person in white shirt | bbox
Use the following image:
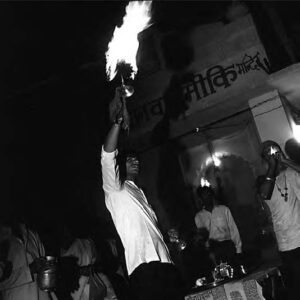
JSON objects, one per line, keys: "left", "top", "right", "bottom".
{"left": 101, "top": 88, "right": 184, "bottom": 300}
{"left": 259, "top": 140, "right": 300, "bottom": 300}
{"left": 0, "top": 220, "right": 54, "bottom": 300}
{"left": 60, "top": 232, "right": 116, "bottom": 300}
{"left": 194, "top": 186, "right": 242, "bottom": 266}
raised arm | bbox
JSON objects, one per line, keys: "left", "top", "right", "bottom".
{"left": 101, "top": 88, "right": 126, "bottom": 194}
{"left": 259, "top": 156, "right": 277, "bottom": 200}
{"left": 104, "top": 87, "right": 125, "bottom": 153}
{"left": 104, "top": 123, "right": 122, "bottom": 153}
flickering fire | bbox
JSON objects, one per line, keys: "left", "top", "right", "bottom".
{"left": 200, "top": 178, "right": 211, "bottom": 187}
{"left": 205, "top": 152, "right": 226, "bottom": 167}
{"left": 270, "top": 146, "right": 278, "bottom": 155}
{"left": 106, "top": 1, "right": 153, "bottom": 81}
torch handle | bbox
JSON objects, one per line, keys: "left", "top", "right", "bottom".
{"left": 118, "top": 93, "right": 130, "bottom": 133}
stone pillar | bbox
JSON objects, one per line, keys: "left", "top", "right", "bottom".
{"left": 248, "top": 89, "right": 293, "bottom": 151}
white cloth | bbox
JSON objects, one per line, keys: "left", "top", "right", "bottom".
{"left": 266, "top": 168, "right": 300, "bottom": 251}
{"left": 101, "top": 148, "right": 172, "bottom": 276}
{"left": 0, "top": 225, "right": 52, "bottom": 300}
{"left": 194, "top": 205, "right": 242, "bottom": 253}
{"left": 61, "top": 239, "right": 96, "bottom": 300}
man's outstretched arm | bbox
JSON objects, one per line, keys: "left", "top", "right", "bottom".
{"left": 101, "top": 88, "right": 126, "bottom": 194}
{"left": 259, "top": 157, "right": 277, "bottom": 200}
{"left": 104, "top": 123, "right": 122, "bottom": 153}
{"left": 104, "top": 88, "right": 124, "bottom": 153}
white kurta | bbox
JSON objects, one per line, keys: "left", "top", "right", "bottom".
{"left": 61, "top": 239, "right": 96, "bottom": 300}
{"left": 266, "top": 168, "right": 300, "bottom": 251}
{"left": 101, "top": 148, "right": 172, "bottom": 276}
{"left": 0, "top": 225, "right": 52, "bottom": 300}
{"left": 195, "top": 205, "right": 242, "bottom": 253}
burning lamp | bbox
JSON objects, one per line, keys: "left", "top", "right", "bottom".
{"left": 105, "top": 1, "right": 152, "bottom": 94}
{"left": 105, "top": 1, "right": 153, "bottom": 129}
{"left": 121, "top": 76, "right": 134, "bottom": 98}
{"left": 117, "top": 61, "right": 135, "bottom": 98}
{"left": 269, "top": 146, "right": 279, "bottom": 156}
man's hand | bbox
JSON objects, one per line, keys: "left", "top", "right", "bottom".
{"left": 267, "top": 155, "right": 278, "bottom": 169}
{"left": 109, "top": 87, "right": 130, "bottom": 130}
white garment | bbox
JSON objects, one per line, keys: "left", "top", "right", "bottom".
{"left": 194, "top": 205, "right": 242, "bottom": 253}
{"left": 266, "top": 168, "right": 300, "bottom": 251}
{"left": 61, "top": 239, "right": 96, "bottom": 300}
{"left": 101, "top": 148, "right": 172, "bottom": 276}
{"left": 0, "top": 225, "right": 52, "bottom": 300}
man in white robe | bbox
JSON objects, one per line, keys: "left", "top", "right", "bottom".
{"left": 0, "top": 222, "right": 54, "bottom": 300}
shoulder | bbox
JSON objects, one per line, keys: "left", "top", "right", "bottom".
{"left": 215, "top": 205, "right": 231, "bottom": 215}
{"left": 215, "top": 205, "right": 229, "bottom": 211}
{"left": 281, "top": 167, "right": 297, "bottom": 175}
{"left": 279, "top": 168, "right": 300, "bottom": 184}
{"left": 195, "top": 210, "right": 204, "bottom": 219}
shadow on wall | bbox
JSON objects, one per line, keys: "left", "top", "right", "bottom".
{"left": 160, "top": 31, "right": 194, "bottom": 72}
{"left": 155, "top": 140, "right": 195, "bottom": 234}
{"left": 206, "top": 155, "right": 261, "bottom": 254}
{"left": 151, "top": 73, "right": 195, "bottom": 233}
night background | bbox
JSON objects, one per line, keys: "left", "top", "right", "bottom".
{"left": 1, "top": 1, "right": 300, "bottom": 249}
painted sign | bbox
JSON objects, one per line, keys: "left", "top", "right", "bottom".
{"left": 128, "top": 15, "right": 270, "bottom": 141}
{"left": 130, "top": 48, "right": 269, "bottom": 131}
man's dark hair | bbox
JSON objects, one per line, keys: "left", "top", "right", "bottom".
{"left": 117, "top": 149, "right": 139, "bottom": 185}
{"left": 196, "top": 186, "right": 215, "bottom": 198}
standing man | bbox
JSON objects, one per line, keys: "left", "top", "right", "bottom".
{"left": 101, "top": 88, "right": 184, "bottom": 300}
{"left": 194, "top": 186, "right": 242, "bottom": 266}
{"left": 0, "top": 220, "right": 54, "bottom": 300}
{"left": 259, "top": 140, "right": 300, "bottom": 299}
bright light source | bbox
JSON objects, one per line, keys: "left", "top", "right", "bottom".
{"left": 270, "top": 146, "right": 278, "bottom": 155}
{"left": 292, "top": 123, "right": 300, "bottom": 143}
{"left": 105, "top": 1, "right": 153, "bottom": 81}
{"left": 200, "top": 177, "right": 211, "bottom": 187}
{"left": 212, "top": 155, "right": 221, "bottom": 167}
{"left": 205, "top": 152, "right": 226, "bottom": 167}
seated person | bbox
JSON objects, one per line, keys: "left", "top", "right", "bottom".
{"left": 194, "top": 186, "right": 242, "bottom": 267}
{"left": 58, "top": 225, "right": 117, "bottom": 300}
{"left": 0, "top": 218, "right": 53, "bottom": 300}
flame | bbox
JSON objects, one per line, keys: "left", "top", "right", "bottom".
{"left": 292, "top": 123, "right": 300, "bottom": 143}
{"left": 270, "top": 146, "right": 278, "bottom": 155}
{"left": 205, "top": 152, "right": 226, "bottom": 167}
{"left": 106, "top": 1, "right": 153, "bottom": 81}
{"left": 212, "top": 155, "right": 221, "bottom": 167}
{"left": 200, "top": 178, "right": 211, "bottom": 187}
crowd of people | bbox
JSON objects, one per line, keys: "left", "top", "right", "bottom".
{"left": 1, "top": 87, "right": 300, "bottom": 300}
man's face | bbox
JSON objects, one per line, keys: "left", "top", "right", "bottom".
{"left": 200, "top": 190, "right": 214, "bottom": 207}
{"left": 126, "top": 155, "right": 140, "bottom": 176}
